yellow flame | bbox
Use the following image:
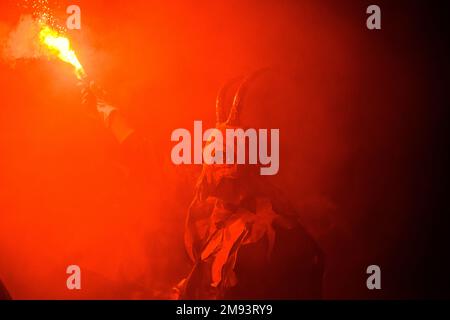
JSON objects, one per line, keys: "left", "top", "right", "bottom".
{"left": 39, "top": 25, "right": 85, "bottom": 79}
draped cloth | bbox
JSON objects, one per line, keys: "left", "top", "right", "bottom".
{"left": 178, "top": 154, "right": 324, "bottom": 299}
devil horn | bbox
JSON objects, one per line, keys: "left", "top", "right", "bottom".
{"left": 215, "top": 76, "right": 244, "bottom": 125}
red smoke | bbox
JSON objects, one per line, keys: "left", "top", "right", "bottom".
{"left": 0, "top": 0, "right": 434, "bottom": 299}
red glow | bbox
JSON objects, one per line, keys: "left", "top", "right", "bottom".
{"left": 0, "top": 0, "right": 434, "bottom": 299}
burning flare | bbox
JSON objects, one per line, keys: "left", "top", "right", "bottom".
{"left": 39, "top": 25, "right": 85, "bottom": 79}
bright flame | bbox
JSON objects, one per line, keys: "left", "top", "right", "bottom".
{"left": 39, "top": 25, "right": 85, "bottom": 79}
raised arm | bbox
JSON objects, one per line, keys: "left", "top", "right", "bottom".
{"left": 80, "top": 80, "right": 134, "bottom": 144}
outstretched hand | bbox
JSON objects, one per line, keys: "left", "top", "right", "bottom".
{"left": 78, "top": 80, "right": 117, "bottom": 127}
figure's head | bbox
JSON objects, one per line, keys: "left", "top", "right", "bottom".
{"left": 196, "top": 70, "right": 269, "bottom": 203}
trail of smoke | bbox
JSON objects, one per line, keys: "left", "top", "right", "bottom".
{"left": 2, "top": 15, "right": 44, "bottom": 62}
{"left": 2, "top": 0, "right": 65, "bottom": 62}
